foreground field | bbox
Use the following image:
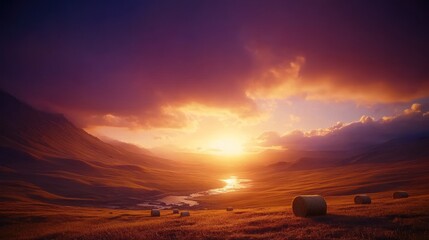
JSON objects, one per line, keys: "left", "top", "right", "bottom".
{"left": 1, "top": 193, "right": 428, "bottom": 240}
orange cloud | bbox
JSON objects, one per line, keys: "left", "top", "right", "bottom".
{"left": 246, "top": 56, "right": 305, "bottom": 99}
{"left": 246, "top": 53, "right": 429, "bottom": 103}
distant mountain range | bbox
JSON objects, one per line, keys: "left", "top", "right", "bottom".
{"left": 265, "top": 135, "right": 429, "bottom": 171}
{"left": 344, "top": 136, "right": 429, "bottom": 164}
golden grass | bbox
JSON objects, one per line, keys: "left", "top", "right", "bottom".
{"left": 190, "top": 160, "right": 429, "bottom": 211}
{"left": 1, "top": 193, "right": 428, "bottom": 240}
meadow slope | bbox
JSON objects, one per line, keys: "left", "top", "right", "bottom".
{"left": 1, "top": 193, "right": 428, "bottom": 240}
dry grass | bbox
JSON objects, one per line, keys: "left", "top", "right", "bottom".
{"left": 1, "top": 160, "right": 429, "bottom": 240}
{"left": 1, "top": 193, "right": 428, "bottom": 240}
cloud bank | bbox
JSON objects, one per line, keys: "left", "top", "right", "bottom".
{"left": 257, "top": 104, "right": 429, "bottom": 151}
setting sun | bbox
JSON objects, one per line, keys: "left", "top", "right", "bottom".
{"left": 209, "top": 137, "right": 245, "bottom": 156}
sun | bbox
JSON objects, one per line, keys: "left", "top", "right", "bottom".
{"left": 209, "top": 136, "right": 245, "bottom": 156}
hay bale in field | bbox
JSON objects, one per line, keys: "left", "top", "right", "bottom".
{"left": 393, "top": 191, "right": 409, "bottom": 199}
{"left": 226, "top": 207, "right": 233, "bottom": 211}
{"left": 354, "top": 194, "right": 371, "bottom": 204}
{"left": 172, "top": 209, "right": 179, "bottom": 214}
{"left": 292, "top": 195, "right": 327, "bottom": 217}
{"left": 180, "top": 211, "right": 190, "bottom": 217}
{"left": 150, "top": 209, "right": 160, "bottom": 217}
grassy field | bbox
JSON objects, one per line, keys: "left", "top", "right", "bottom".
{"left": 1, "top": 193, "right": 428, "bottom": 240}
{"left": 2, "top": 160, "right": 429, "bottom": 240}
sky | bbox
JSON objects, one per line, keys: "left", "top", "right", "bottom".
{"left": 1, "top": 0, "right": 429, "bottom": 155}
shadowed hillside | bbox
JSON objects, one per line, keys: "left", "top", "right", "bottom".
{"left": 0, "top": 90, "right": 161, "bottom": 166}
{"left": 0, "top": 91, "right": 222, "bottom": 207}
{"left": 345, "top": 136, "right": 429, "bottom": 164}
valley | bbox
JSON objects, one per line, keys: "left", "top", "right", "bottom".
{"left": 1, "top": 91, "right": 429, "bottom": 240}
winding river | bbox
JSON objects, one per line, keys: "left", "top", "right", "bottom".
{"left": 137, "top": 176, "right": 251, "bottom": 209}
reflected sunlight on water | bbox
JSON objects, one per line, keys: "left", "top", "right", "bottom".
{"left": 137, "top": 176, "right": 251, "bottom": 208}
{"left": 207, "top": 176, "right": 251, "bottom": 194}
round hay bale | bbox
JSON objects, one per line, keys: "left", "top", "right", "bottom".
{"left": 180, "top": 211, "right": 190, "bottom": 217}
{"left": 292, "top": 195, "right": 327, "bottom": 217}
{"left": 354, "top": 194, "right": 371, "bottom": 204}
{"left": 172, "top": 209, "right": 179, "bottom": 214}
{"left": 226, "top": 207, "right": 233, "bottom": 211}
{"left": 393, "top": 191, "right": 409, "bottom": 199}
{"left": 150, "top": 209, "right": 160, "bottom": 217}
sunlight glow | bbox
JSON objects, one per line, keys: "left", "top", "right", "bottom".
{"left": 222, "top": 176, "right": 239, "bottom": 189}
{"left": 209, "top": 136, "right": 245, "bottom": 156}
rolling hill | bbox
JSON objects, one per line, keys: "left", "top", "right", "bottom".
{"left": 197, "top": 135, "right": 429, "bottom": 209}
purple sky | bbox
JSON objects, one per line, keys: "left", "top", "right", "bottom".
{"left": 1, "top": 1, "right": 429, "bottom": 153}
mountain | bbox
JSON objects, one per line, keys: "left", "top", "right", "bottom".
{"left": 102, "top": 138, "right": 153, "bottom": 156}
{"left": 344, "top": 136, "right": 429, "bottom": 164}
{"left": 266, "top": 136, "right": 429, "bottom": 171}
{"left": 0, "top": 91, "right": 218, "bottom": 207}
{"left": 0, "top": 90, "right": 161, "bottom": 166}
